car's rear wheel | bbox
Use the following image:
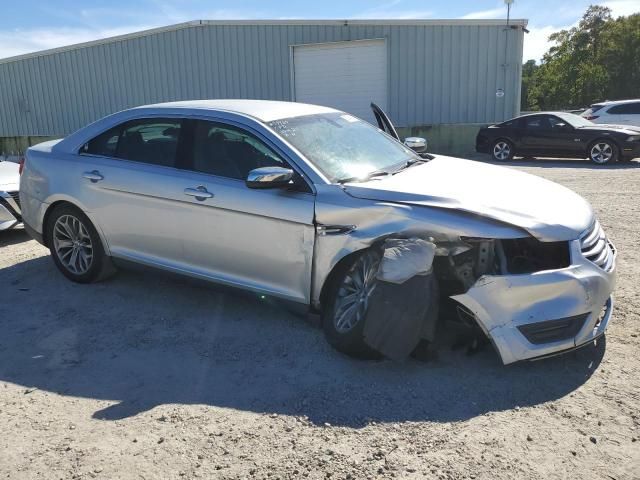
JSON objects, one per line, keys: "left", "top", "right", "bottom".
{"left": 492, "top": 140, "right": 514, "bottom": 161}
{"left": 322, "top": 250, "right": 382, "bottom": 359}
{"left": 589, "top": 140, "right": 618, "bottom": 164}
{"left": 46, "top": 204, "right": 115, "bottom": 283}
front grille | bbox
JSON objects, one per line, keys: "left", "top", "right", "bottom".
{"left": 580, "top": 220, "right": 614, "bottom": 271}
{"left": 518, "top": 314, "right": 589, "bottom": 345}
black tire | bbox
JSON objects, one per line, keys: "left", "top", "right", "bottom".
{"left": 588, "top": 139, "right": 618, "bottom": 165}
{"left": 491, "top": 139, "right": 514, "bottom": 161}
{"left": 322, "top": 250, "right": 382, "bottom": 359}
{"left": 45, "top": 203, "right": 116, "bottom": 283}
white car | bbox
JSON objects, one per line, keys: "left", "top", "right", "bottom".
{"left": 0, "top": 160, "right": 22, "bottom": 231}
{"left": 582, "top": 99, "right": 640, "bottom": 127}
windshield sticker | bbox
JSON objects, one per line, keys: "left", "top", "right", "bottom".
{"left": 340, "top": 114, "right": 360, "bottom": 123}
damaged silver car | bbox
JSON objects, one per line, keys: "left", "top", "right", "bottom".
{"left": 20, "top": 100, "right": 616, "bottom": 364}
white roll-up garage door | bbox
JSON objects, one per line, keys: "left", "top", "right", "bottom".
{"left": 292, "top": 39, "right": 387, "bottom": 124}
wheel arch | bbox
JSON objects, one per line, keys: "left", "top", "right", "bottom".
{"left": 42, "top": 200, "right": 111, "bottom": 255}
{"left": 317, "top": 243, "right": 386, "bottom": 315}
{"left": 587, "top": 136, "right": 621, "bottom": 152}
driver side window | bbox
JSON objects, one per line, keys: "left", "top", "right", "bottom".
{"left": 189, "top": 120, "right": 285, "bottom": 180}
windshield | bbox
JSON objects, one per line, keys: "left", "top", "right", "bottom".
{"left": 268, "top": 112, "right": 415, "bottom": 182}
{"left": 555, "top": 112, "right": 595, "bottom": 127}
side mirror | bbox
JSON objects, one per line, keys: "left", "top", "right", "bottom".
{"left": 246, "top": 166, "right": 294, "bottom": 189}
{"left": 557, "top": 122, "right": 571, "bottom": 130}
{"left": 404, "top": 137, "right": 427, "bottom": 153}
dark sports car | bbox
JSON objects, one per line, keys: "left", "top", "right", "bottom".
{"left": 476, "top": 112, "right": 640, "bottom": 164}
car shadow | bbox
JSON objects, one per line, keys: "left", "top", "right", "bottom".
{"left": 0, "top": 256, "right": 606, "bottom": 427}
{"left": 468, "top": 154, "right": 640, "bottom": 169}
{"left": 0, "top": 228, "right": 31, "bottom": 248}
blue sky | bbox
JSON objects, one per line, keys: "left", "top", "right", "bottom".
{"left": 1, "top": 0, "right": 638, "bottom": 61}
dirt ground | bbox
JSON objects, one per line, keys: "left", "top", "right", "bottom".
{"left": 1, "top": 158, "right": 639, "bottom": 480}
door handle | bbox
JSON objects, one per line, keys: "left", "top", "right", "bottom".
{"left": 184, "top": 186, "right": 214, "bottom": 201}
{"left": 83, "top": 170, "right": 103, "bottom": 183}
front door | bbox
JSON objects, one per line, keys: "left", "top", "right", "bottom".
{"left": 175, "top": 119, "right": 316, "bottom": 303}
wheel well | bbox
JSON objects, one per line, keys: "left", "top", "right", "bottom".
{"left": 41, "top": 200, "right": 83, "bottom": 247}
{"left": 493, "top": 137, "right": 514, "bottom": 147}
{"left": 317, "top": 245, "right": 384, "bottom": 314}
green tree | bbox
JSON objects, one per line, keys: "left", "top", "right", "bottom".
{"left": 522, "top": 5, "right": 640, "bottom": 110}
{"left": 520, "top": 59, "right": 539, "bottom": 111}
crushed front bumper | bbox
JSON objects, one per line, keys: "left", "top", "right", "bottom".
{"left": 452, "top": 239, "right": 616, "bottom": 364}
{"left": 0, "top": 191, "right": 21, "bottom": 230}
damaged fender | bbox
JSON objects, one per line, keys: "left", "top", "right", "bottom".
{"left": 311, "top": 184, "right": 527, "bottom": 309}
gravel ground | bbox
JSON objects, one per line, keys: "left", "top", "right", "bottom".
{"left": 1, "top": 158, "right": 639, "bottom": 480}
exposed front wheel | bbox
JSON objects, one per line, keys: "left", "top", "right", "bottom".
{"left": 589, "top": 140, "right": 618, "bottom": 164}
{"left": 322, "top": 250, "right": 381, "bottom": 358}
{"left": 46, "top": 204, "right": 116, "bottom": 283}
{"left": 492, "top": 140, "right": 514, "bottom": 161}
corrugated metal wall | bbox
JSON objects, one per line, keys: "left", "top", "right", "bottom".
{"left": 0, "top": 21, "right": 525, "bottom": 137}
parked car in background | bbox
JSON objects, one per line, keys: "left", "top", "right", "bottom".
{"left": 20, "top": 100, "right": 615, "bottom": 364}
{"left": 0, "top": 160, "right": 22, "bottom": 231}
{"left": 582, "top": 99, "right": 640, "bottom": 127}
{"left": 476, "top": 112, "right": 640, "bottom": 164}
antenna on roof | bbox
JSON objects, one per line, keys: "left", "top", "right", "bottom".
{"left": 504, "top": 0, "right": 514, "bottom": 26}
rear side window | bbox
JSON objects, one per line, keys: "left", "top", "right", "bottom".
{"left": 607, "top": 103, "right": 640, "bottom": 115}
{"left": 83, "top": 127, "right": 120, "bottom": 157}
{"left": 524, "top": 116, "right": 550, "bottom": 129}
{"left": 81, "top": 118, "right": 182, "bottom": 168}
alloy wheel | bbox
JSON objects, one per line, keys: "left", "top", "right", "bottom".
{"left": 590, "top": 142, "right": 613, "bottom": 164}
{"left": 53, "top": 214, "right": 94, "bottom": 275}
{"left": 333, "top": 251, "right": 380, "bottom": 333}
{"left": 493, "top": 141, "right": 511, "bottom": 160}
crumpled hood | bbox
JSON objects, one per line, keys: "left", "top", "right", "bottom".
{"left": 0, "top": 161, "right": 20, "bottom": 191}
{"left": 343, "top": 156, "right": 594, "bottom": 241}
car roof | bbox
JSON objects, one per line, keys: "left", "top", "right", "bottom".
{"left": 136, "top": 99, "right": 340, "bottom": 122}
{"left": 499, "top": 112, "right": 569, "bottom": 122}
{"left": 592, "top": 99, "right": 640, "bottom": 107}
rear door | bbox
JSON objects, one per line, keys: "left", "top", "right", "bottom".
{"left": 78, "top": 117, "right": 192, "bottom": 266}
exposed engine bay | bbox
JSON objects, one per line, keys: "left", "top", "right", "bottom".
{"left": 435, "top": 237, "right": 571, "bottom": 295}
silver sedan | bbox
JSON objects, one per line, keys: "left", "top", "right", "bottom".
{"left": 19, "top": 100, "right": 616, "bottom": 364}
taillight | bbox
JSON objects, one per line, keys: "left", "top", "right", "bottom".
{"left": 584, "top": 115, "right": 599, "bottom": 120}
{"left": 18, "top": 156, "right": 25, "bottom": 175}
